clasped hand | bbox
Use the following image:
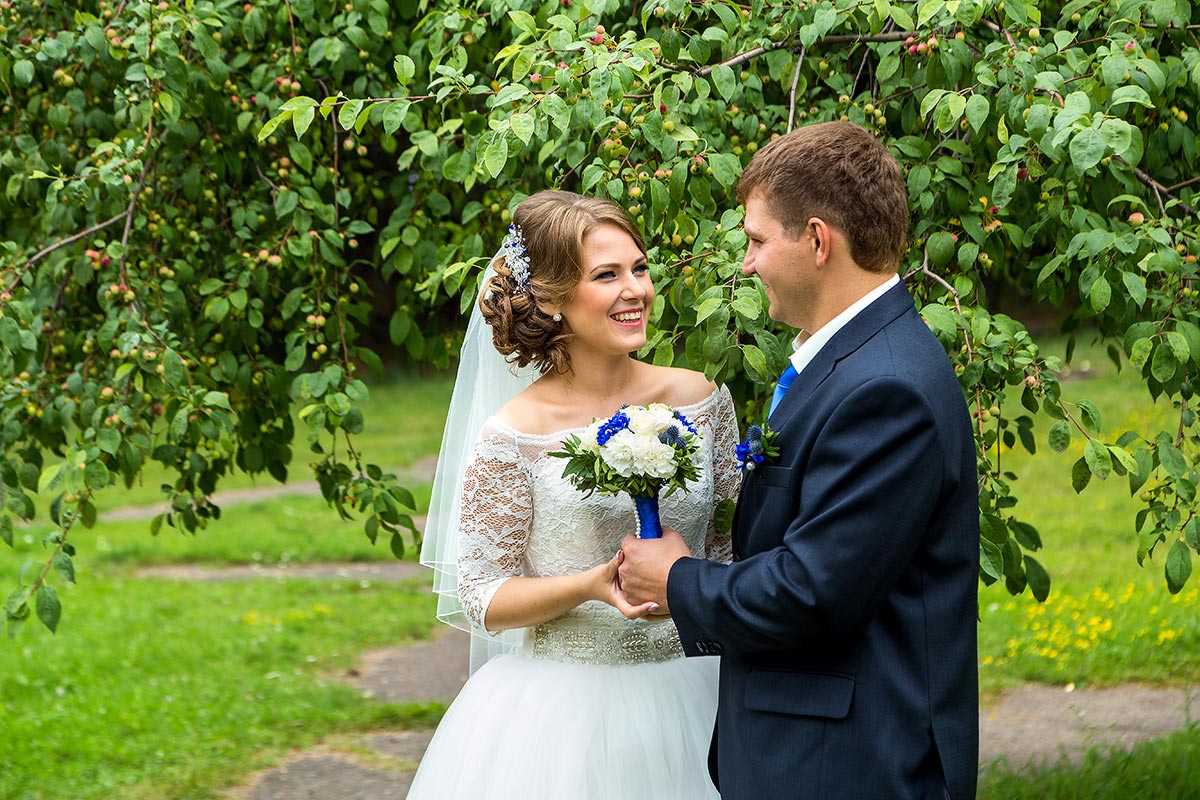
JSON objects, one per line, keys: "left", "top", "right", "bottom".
{"left": 598, "top": 527, "right": 692, "bottom": 620}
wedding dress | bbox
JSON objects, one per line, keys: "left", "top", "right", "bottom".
{"left": 406, "top": 386, "right": 739, "bottom": 799}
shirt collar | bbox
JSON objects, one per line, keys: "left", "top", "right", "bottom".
{"left": 788, "top": 274, "right": 900, "bottom": 376}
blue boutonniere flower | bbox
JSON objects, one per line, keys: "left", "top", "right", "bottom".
{"left": 736, "top": 423, "right": 780, "bottom": 473}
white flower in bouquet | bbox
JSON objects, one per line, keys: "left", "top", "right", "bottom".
{"left": 578, "top": 420, "right": 603, "bottom": 455}
{"left": 599, "top": 428, "right": 639, "bottom": 477}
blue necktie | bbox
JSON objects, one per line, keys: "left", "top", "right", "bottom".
{"left": 769, "top": 363, "right": 799, "bottom": 416}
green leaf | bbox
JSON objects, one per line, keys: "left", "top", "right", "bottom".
{"left": 1121, "top": 271, "right": 1147, "bottom": 307}
{"left": 53, "top": 552, "right": 75, "bottom": 584}
{"left": 714, "top": 498, "right": 736, "bottom": 536}
{"left": 1167, "top": 331, "right": 1190, "bottom": 364}
{"left": 1069, "top": 127, "right": 1107, "bottom": 172}
{"left": 97, "top": 428, "right": 121, "bottom": 455}
{"left": 38, "top": 464, "right": 64, "bottom": 493}
{"left": 1129, "top": 337, "right": 1153, "bottom": 368}
{"left": 510, "top": 112, "right": 535, "bottom": 145}
{"left": 1024, "top": 556, "right": 1050, "bottom": 602}
{"left": 1166, "top": 539, "right": 1192, "bottom": 594}
{"left": 1109, "top": 85, "right": 1154, "bottom": 109}
{"left": 979, "top": 539, "right": 1004, "bottom": 581}
{"left": 84, "top": 460, "right": 110, "bottom": 491}
{"left": 695, "top": 297, "right": 725, "bottom": 324}
{"left": 293, "top": 105, "right": 316, "bottom": 137}
{"left": 162, "top": 350, "right": 184, "bottom": 388}
{"left": 1159, "top": 443, "right": 1188, "bottom": 477}
{"left": 1071, "top": 456, "right": 1092, "bottom": 493}
{"left": 1152, "top": 343, "right": 1178, "bottom": 383}
{"left": 338, "top": 99, "right": 364, "bottom": 131}
{"left": 1089, "top": 277, "right": 1111, "bottom": 313}
{"left": 14, "top": 60, "right": 34, "bottom": 85}
{"left": 1084, "top": 439, "right": 1112, "bottom": 480}
{"left": 203, "top": 391, "right": 232, "bottom": 410}
{"left": 964, "top": 94, "right": 989, "bottom": 132}
{"left": 707, "top": 153, "right": 742, "bottom": 188}
{"left": 393, "top": 55, "right": 416, "bottom": 84}
{"left": 710, "top": 65, "right": 737, "bottom": 102}
{"left": 889, "top": 3, "right": 914, "bottom": 28}
{"left": 483, "top": 135, "right": 508, "bottom": 178}
{"left": 36, "top": 585, "right": 61, "bottom": 633}
{"left": 390, "top": 530, "right": 406, "bottom": 559}
{"left": 742, "top": 345, "right": 769, "bottom": 382}
{"left": 382, "top": 100, "right": 412, "bottom": 135}
{"left": 1048, "top": 419, "right": 1071, "bottom": 453}
{"left": 0, "top": 516, "right": 11, "bottom": 548}
{"left": 205, "top": 296, "right": 230, "bottom": 323}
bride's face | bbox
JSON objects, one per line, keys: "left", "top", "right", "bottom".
{"left": 557, "top": 224, "right": 653, "bottom": 358}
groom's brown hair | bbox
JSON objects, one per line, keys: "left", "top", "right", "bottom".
{"left": 738, "top": 121, "right": 909, "bottom": 273}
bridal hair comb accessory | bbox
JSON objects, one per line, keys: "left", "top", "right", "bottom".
{"left": 500, "top": 223, "right": 531, "bottom": 293}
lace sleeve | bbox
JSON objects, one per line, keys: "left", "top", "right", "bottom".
{"left": 705, "top": 385, "right": 740, "bottom": 564}
{"left": 456, "top": 422, "right": 533, "bottom": 633}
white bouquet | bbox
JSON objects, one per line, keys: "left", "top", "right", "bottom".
{"left": 550, "top": 404, "right": 702, "bottom": 538}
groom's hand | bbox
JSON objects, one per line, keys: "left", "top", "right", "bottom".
{"left": 618, "top": 527, "right": 691, "bottom": 611}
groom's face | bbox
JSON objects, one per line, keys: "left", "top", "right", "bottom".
{"left": 741, "top": 193, "right": 813, "bottom": 329}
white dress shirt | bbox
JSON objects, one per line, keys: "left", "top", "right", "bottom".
{"left": 788, "top": 275, "right": 900, "bottom": 377}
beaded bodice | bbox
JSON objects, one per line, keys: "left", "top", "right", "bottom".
{"left": 456, "top": 386, "right": 740, "bottom": 666}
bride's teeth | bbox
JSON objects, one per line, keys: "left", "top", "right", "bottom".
{"left": 611, "top": 311, "right": 641, "bottom": 322}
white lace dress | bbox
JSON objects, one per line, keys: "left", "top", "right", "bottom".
{"left": 406, "top": 386, "right": 740, "bottom": 799}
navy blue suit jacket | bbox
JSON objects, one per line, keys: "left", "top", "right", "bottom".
{"left": 669, "top": 282, "right": 978, "bottom": 799}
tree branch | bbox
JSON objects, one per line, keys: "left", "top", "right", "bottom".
{"left": 786, "top": 45, "right": 806, "bottom": 132}
{"left": 1121, "top": 158, "right": 1199, "bottom": 218}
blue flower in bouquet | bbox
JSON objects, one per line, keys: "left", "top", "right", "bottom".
{"left": 596, "top": 411, "right": 631, "bottom": 446}
{"left": 736, "top": 423, "right": 780, "bottom": 473}
{"left": 674, "top": 410, "right": 698, "bottom": 436}
{"left": 658, "top": 425, "right": 687, "bottom": 450}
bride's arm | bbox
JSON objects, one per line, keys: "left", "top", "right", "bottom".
{"left": 483, "top": 559, "right": 644, "bottom": 631}
{"left": 456, "top": 430, "right": 654, "bottom": 634}
{"left": 704, "top": 386, "right": 740, "bottom": 564}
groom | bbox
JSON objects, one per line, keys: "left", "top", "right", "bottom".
{"left": 619, "top": 121, "right": 978, "bottom": 799}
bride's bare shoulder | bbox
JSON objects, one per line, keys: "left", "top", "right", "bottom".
{"left": 490, "top": 384, "right": 549, "bottom": 433}
{"left": 643, "top": 364, "right": 717, "bottom": 407}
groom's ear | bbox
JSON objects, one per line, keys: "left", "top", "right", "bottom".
{"left": 808, "top": 217, "right": 834, "bottom": 267}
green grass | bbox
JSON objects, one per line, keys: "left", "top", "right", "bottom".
{"left": 979, "top": 726, "right": 1200, "bottom": 799}
{"left": 0, "top": 573, "right": 442, "bottom": 800}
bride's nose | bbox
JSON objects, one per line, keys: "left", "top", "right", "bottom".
{"left": 619, "top": 271, "right": 647, "bottom": 300}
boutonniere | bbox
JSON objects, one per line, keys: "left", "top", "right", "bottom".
{"left": 736, "top": 423, "right": 780, "bottom": 473}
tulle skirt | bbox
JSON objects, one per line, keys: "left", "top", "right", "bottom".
{"left": 406, "top": 652, "right": 720, "bottom": 799}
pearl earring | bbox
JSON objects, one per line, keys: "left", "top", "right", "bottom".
{"left": 552, "top": 312, "right": 562, "bottom": 322}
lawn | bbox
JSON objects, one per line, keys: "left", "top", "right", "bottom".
{"left": 4, "top": 354, "right": 1200, "bottom": 799}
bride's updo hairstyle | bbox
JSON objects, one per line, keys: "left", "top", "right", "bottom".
{"left": 480, "top": 190, "right": 646, "bottom": 374}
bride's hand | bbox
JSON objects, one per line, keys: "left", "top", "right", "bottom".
{"left": 590, "top": 551, "right": 661, "bottom": 620}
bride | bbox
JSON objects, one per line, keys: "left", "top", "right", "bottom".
{"left": 411, "top": 190, "right": 739, "bottom": 798}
